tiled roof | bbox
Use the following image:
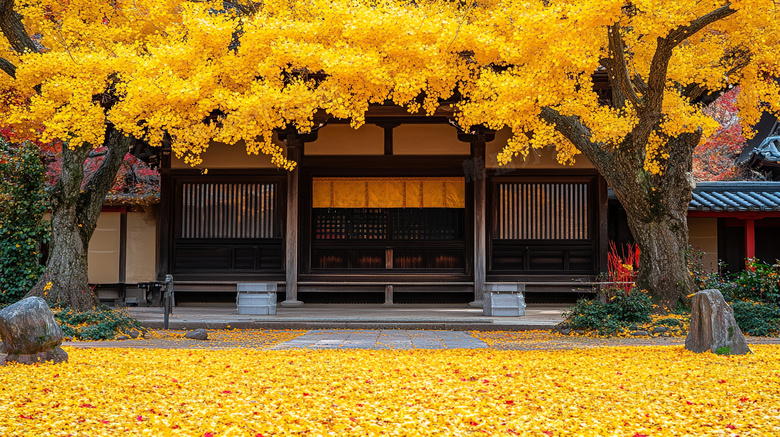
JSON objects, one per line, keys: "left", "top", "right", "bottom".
{"left": 609, "top": 182, "right": 780, "bottom": 212}
{"left": 690, "top": 182, "right": 780, "bottom": 212}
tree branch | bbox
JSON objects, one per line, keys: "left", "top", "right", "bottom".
{"left": 646, "top": 4, "right": 737, "bottom": 113}
{"left": 539, "top": 107, "right": 614, "bottom": 174}
{"left": 0, "top": 55, "right": 15, "bottom": 78}
{"left": 0, "top": 0, "right": 40, "bottom": 55}
{"left": 606, "top": 23, "right": 644, "bottom": 111}
{"left": 683, "top": 46, "right": 752, "bottom": 104}
{"left": 78, "top": 125, "right": 131, "bottom": 235}
{"left": 190, "top": 0, "right": 260, "bottom": 15}
{"left": 666, "top": 4, "right": 737, "bottom": 47}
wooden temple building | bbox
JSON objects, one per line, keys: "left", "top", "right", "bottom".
{"left": 86, "top": 106, "right": 780, "bottom": 307}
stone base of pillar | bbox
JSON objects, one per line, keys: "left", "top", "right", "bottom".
{"left": 280, "top": 300, "right": 304, "bottom": 308}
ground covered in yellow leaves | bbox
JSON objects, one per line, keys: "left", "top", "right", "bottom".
{"left": 2, "top": 346, "right": 779, "bottom": 436}
{"left": 141, "top": 329, "right": 306, "bottom": 349}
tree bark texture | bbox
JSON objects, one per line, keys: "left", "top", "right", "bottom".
{"left": 609, "top": 134, "right": 699, "bottom": 311}
{"left": 26, "top": 126, "right": 130, "bottom": 311}
{"left": 0, "top": 0, "right": 38, "bottom": 55}
{"left": 541, "top": 114, "right": 699, "bottom": 312}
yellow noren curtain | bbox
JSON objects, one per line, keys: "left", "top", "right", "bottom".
{"left": 312, "top": 177, "right": 465, "bottom": 208}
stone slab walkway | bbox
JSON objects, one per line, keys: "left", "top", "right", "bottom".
{"left": 126, "top": 304, "right": 567, "bottom": 331}
{"left": 270, "top": 329, "right": 488, "bottom": 350}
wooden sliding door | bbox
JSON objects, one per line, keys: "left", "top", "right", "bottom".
{"left": 171, "top": 175, "right": 285, "bottom": 279}
{"left": 490, "top": 176, "right": 598, "bottom": 275}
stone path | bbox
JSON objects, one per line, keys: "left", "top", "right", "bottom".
{"left": 126, "top": 304, "right": 567, "bottom": 330}
{"left": 270, "top": 330, "right": 488, "bottom": 350}
{"left": 51, "top": 329, "right": 780, "bottom": 351}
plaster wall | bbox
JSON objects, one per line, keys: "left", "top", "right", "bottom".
{"left": 126, "top": 210, "right": 157, "bottom": 283}
{"left": 392, "top": 124, "right": 469, "bottom": 155}
{"left": 304, "top": 124, "right": 384, "bottom": 155}
{"left": 88, "top": 212, "right": 120, "bottom": 284}
{"left": 486, "top": 128, "right": 595, "bottom": 169}
{"left": 688, "top": 217, "right": 719, "bottom": 273}
{"left": 171, "top": 139, "right": 286, "bottom": 169}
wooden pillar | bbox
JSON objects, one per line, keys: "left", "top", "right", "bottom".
{"left": 281, "top": 136, "right": 304, "bottom": 307}
{"left": 384, "top": 285, "right": 393, "bottom": 305}
{"left": 745, "top": 219, "right": 756, "bottom": 261}
{"left": 458, "top": 127, "right": 493, "bottom": 307}
{"left": 118, "top": 209, "right": 127, "bottom": 301}
{"left": 458, "top": 128, "right": 492, "bottom": 307}
{"left": 472, "top": 142, "right": 487, "bottom": 307}
{"left": 598, "top": 176, "right": 609, "bottom": 274}
{"left": 157, "top": 135, "right": 173, "bottom": 281}
{"left": 377, "top": 122, "right": 399, "bottom": 156}
{"left": 277, "top": 126, "right": 320, "bottom": 307}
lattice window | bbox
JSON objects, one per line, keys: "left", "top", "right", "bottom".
{"left": 180, "top": 183, "right": 276, "bottom": 238}
{"left": 496, "top": 183, "right": 589, "bottom": 240}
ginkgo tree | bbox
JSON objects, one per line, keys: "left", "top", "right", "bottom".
{"left": 1, "top": 0, "right": 778, "bottom": 311}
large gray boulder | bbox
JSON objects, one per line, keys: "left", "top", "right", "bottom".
{"left": 0, "top": 297, "right": 68, "bottom": 364}
{"left": 685, "top": 289, "right": 751, "bottom": 355}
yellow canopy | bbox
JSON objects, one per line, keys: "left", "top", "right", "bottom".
{"left": 312, "top": 177, "right": 465, "bottom": 208}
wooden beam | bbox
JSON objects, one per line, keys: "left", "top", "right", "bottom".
{"left": 312, "top": 106, "right": 457, "bottom": 121}
{"left": 301, "top": 155, "right": 469, "bottom": 171}
{"left": 118, "top": 210, "right": 127, "bottom": 302}
{"left": 100, "top": 206, "right": 127, "bottom": 213}
{"left": 281, "top": 136, "right": 304, "bottom": 307}
{"left": 375, "top": 122, "right": 399, "bottom": 155}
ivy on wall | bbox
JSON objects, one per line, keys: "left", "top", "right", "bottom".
{"left": 0, "top": 139, "right": 50, "bottom": 304}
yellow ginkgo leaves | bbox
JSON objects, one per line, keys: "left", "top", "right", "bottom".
{"left": 1, "top": 345, "right": 780, "bottom": 436}
{"left": 2, "top": 0, "right": 779, "bottom": 170}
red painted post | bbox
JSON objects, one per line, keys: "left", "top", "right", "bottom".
{"left": 745, "top": 219, "right": 756, "bottom": 260}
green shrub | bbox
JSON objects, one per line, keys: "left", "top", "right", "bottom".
{"left": 563, "top": 289, "right": 653, "bottom": 335}
{"left": 608, "top": 291, "right": 653, "bottom": 324}
{"left": 0, "top": 140, "right": 50, "bottom": 304}
{"left": 563, "top": 299, "right": 612, "bottom": 332}
{"left": 730, "top": 301, "right": 780, "bottom": 337}
{"left": 719, "top": 260, "right": 780, "bottom": 305}
{"left": 55, "top": 307, "right": 146, "bottom": 340}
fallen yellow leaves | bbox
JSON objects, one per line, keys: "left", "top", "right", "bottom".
{"left": 2, "top": 345, "right": 780, "bottom": 436}
{"left": 141, "top": 329, "right": 306, "bottom": 349}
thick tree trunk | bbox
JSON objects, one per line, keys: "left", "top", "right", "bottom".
{"left": 622, "top": 200, "right": 696, "bottom": 311}
{"left": 26, "top": 195, "right": 96, "bottom": 311}
{"left": 607, "top": 134, "right": 699, "bottom": 312}
{"left": 26, "top": 126, "right": 130, "bottom": 311}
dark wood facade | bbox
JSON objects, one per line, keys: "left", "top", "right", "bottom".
{"left": 158, "top": 118, "right": 609, "bottom": 303}
{"left": 161, "top": 171, "right": 287, "bottom": 283}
